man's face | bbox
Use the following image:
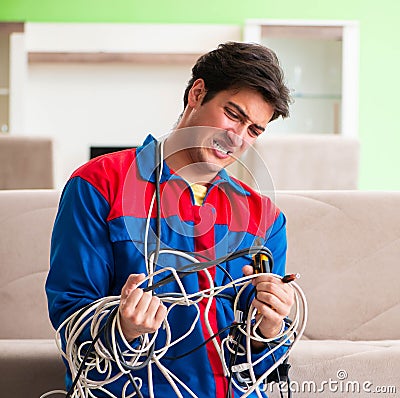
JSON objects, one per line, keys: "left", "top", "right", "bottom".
{"left": 172, "top": 79, "right": 275, "bottom": 175}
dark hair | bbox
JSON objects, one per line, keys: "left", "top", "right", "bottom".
{"left": 183, "top": 41, "right": 291, "bottom": 121}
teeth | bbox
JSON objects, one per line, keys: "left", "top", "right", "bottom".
{"left": 213, "top": 140, "right": 229, "bottom": 155}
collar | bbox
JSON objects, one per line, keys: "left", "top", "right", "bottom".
{"left": 136, "top": 134, "right": 250, "bottom": 196}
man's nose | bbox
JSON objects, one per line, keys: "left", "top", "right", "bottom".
{"left": 226, "top": 127, "right": 245, "bottom": 147}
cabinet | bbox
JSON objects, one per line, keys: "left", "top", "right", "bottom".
{"left": 244, "top": 20, "right": 359, "bottom": 137}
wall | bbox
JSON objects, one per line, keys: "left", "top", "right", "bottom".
{"left": 0, "top": 0, "right": 399, "bottom": 190}
{"left": 20, "top": 24, "right": 242, "bottom": 187}
{"left": 26, "top": 61, "right": 192, "bottom": 187}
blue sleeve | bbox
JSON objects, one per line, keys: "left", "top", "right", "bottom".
{"left": 45, "top": 177, "right": 114, "bottom": 339}
{"left": 268, "top": 211, "right": 287, "bottom": 276}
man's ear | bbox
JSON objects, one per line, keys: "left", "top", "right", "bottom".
{"left": 187, "top": 79, "right": 207, "bottom": 108}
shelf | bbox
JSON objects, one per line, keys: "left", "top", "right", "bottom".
{"left": 261, "top": 25, "right": 343, "bottom": 40}
{"left": 293, "top": 93, "right": 341, "bottom": 100}
{"left": 28, "top": 51, "right": 202, "bottom": 64}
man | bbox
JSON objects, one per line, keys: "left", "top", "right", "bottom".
{"left": 46, "top": 41, "right": 294, "bottom": 397}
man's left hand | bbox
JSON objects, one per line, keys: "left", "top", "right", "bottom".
{"left": 242, "top": 265, "right": 295, "bottom": 342}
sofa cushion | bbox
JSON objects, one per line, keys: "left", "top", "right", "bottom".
{"left": 0, "top": 339, "right": 65, "bottom": 396}
{"left": 282, "top": 340, "right": 400, "bottom": 398}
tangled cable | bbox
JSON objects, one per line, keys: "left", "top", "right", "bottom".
{"left": 41, "top": 248, "right": 307, "bottom": 398}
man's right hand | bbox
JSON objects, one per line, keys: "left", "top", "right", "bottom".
{"left": 119, "top": 273, "right": 168, "bottom": 342}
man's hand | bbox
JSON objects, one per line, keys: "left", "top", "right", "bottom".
{"left": 242, "top": 265, "right": 294, "bottom": 345}
{"left": 119, "top": 273, "right": 168, "bottom": 342}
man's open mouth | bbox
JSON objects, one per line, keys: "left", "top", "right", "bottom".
{"left": 213, "top": 140, "right": 232, "bottom": 155}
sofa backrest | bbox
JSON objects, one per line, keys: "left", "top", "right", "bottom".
{"left": 276, "top": 190, "right": 400, "bottom": 341}
{"left": 1, "top": 189, "right": 399, "bottom": 342}
{"left": 0, "top": 135, "right": 54, "bottom": 189}
{"left": 0, "top": 189, "right": 59, "bottom": 339}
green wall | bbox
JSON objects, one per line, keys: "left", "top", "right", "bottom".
{"left": 1, "top": 0, "right": 399, "bottom": 190}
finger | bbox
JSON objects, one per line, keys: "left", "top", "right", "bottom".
{"left": 254, "top": 292, "right": 287, "bottom": 316}
{"left": 252, "top": 297, "right": 282, "bottom": 322}
{"left": 242, "top": 265, "right": 254, "bottom": 276}
{"left": 154, "top": 302, "right": 168, "bottom": 326}
{"left": 145, "top": 297, "right": 167, "bottom": 328}
{"left": 131, "top": 291, "right": 153, "bottom": 316}
{"left": 258, "top": 281, "right": 295, "bottom": 309}
{"left": 131, "top": 295, "right": 161, "bottom": 330}
{"left": 256, "top": 281, "right": 291, "bottom": 303}
{"left": 120, "top": 287, "right": 145, "bottom": 316}
{"left": 126, "top": 295, "right": 167, "bottom": 334}
{"left": 121, "top": 273, "right": 146, "bottom": 300}
{"left": 252, "top": 273, "right": 280, "bottom": 285}
{"left": 135, "top": 292, "right": 155, "bottom": 315}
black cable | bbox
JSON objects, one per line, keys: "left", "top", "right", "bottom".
{"left": 102, "top": 308, "right": 155, "bottom": 372}
{"left": 67, "top": 304, "right": 153, "bottom": 398}
{"left": 267, "top": 343, "right": 285, "bottom": 398}
{"left": 152, "top": 140, "right": 162, "bottom": 268}
{"left": 225, "top": 327, "right": 242, "bottom": 398}
{"left": 114, "top": 335, "right": 155, "bottom": 372}
{"left": 65, "top": 305, "right": 119, "bottom": 398}
{"left": 287, "top": 375, "right": 292, "bottom": 398}
{"left": 151, "top": 251, "right": 239, "bottom": 298}
{"left": 184, "top": 250, "right": 238, "bottom": 295}
{"left": 144, "top": 245, "right": 273, "bottom": 293}
{"left": 127, "top": 372, "right": 144, "bottom": 398}
{"left": 163, "top": 323, "right": 241, "bottom": 360}
{"left": 156, "top": 292, "right": 234, "bottom": 302}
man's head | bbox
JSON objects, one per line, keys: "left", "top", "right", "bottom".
{"left": 183, "top": 41, "right": 291, "bottom": 122}
{"left": 166, "top": 41, "right": 291, "bottom": 183}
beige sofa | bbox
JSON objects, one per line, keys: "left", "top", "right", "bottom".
{"left": 0, "top": 189, "right": 398, "bottom": 397}
{"left": 275, "top": 191, "right": 400, "bottom": 397}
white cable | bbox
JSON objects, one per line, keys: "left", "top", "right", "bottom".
{"left": 39, "top": 390, "right": 68, "bottom": 398}
{"left": 45, "top": 267, "right": 307, "bottom": 398}
{"left": 144, "top": 139, "right": 165, "bottom": 280}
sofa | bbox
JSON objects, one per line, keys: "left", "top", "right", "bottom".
{"left": 0, "top": 189, "right": 398, "bottom": 397}
{"left": 274, "top": 191, "right": 400, "bottom": 397}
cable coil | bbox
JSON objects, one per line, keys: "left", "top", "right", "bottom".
{"left": 42, "top": 252, "right": 307, "bottom": 398}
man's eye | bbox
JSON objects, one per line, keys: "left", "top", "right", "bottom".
{"left": 249, "top": 127, "right": 261, "bottom": 138}
{"left": 224, "top": 108, "right": 239, "bottom": 120}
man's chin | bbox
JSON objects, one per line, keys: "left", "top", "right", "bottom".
{"left": 176, "top": 160, "right": 225, "bottom": 183}
{"left": 196, "top": 160, "right": 224, "bottom": 174}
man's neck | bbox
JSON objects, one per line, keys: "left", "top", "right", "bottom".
{"left": 163, "top": 136, "right": 219, "bottom": 185}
